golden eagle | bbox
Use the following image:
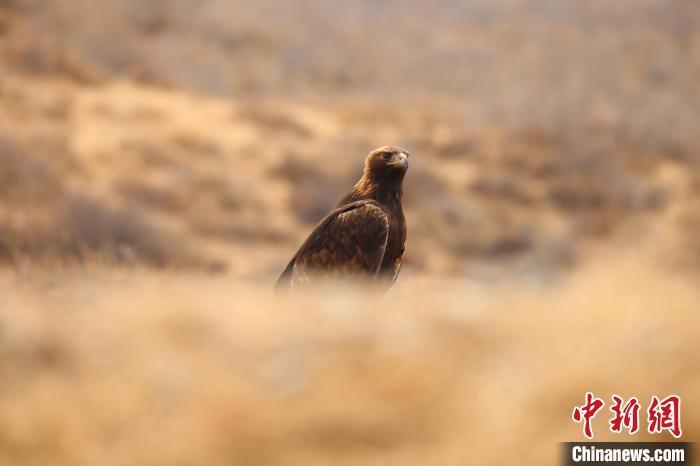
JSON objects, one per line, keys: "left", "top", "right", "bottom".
{"left": 275, "top": 146, "right": 409, "bottom": 292}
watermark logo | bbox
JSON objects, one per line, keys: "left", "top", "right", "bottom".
{"left": 648, "top": 395, "right": 682, "bottom": 438}
{"left": 572, "top": 393, "right": 682, "bottom": 439}
{"left": 609, "top": 395, "right": 641, "bottom": 435}
{"left": 572, "top": 392, "right": 605, "bottom": 439}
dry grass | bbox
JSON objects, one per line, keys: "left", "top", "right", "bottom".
{"left": 0, "top": 75, "right": 695, "bottom": 277}
{"left": 0, "top": 0, "right": 699, "bottom": 276}
{"left": 0, "top": 134, "right": 216, "bottom": 269}
{"left": 0, "top": 251, "right": 698, "bottom": 466}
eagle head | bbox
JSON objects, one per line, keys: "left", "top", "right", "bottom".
{"left": 364, "top": 146, "right": 410, "bottom": 183}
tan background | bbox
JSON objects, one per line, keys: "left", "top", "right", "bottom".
{"left": 0, "top": 1, "right": 698, "bottom": 464}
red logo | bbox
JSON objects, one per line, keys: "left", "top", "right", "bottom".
{"left": 609, "top": 395, "right": 641, "bottom": 434}
{"left": 648, "top": 395, "right": 682, "bottom": 438}
{"left": 572, "top": 393, "right": 682, "bottom": 439}
{"left": 572, "top": 392, "right": 605, "bottom": 439}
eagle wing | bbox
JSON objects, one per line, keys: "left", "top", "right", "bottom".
{"left": 275, "top": 200, "right": 389, "bottom": 292}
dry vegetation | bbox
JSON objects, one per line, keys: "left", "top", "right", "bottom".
{"left": 1, "top": 254, "right": 698, "bottom": 466}
{"left": 0, "top": 0, "right": 699, "bottom": 464}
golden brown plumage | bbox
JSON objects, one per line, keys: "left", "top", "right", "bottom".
{"left": 275, "top": 146, "right": 409, "bottom": 292}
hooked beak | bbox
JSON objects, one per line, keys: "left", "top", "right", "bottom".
{"left": 391, "top": 152, "right": 409, "bottom": 169}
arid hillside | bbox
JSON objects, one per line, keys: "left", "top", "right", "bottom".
{"left": 0, "top": 1, "right": 698, "bottom": 465}
{"left": 1, "top": 0, "right": 700, "bottom": 279}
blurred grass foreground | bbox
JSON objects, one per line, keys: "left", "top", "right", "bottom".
{"left": 0, "top": 0, "right": 699, "bottom": 465}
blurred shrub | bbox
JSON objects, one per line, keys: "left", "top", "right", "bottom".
{"left": 271, "top": 154, "right": 346, "bottom": 225}
{"left": 0, "top": 135, "right": 218, "bottom": 269}
{"left": 0, "top": 136, "right": 63, "bottom": 204}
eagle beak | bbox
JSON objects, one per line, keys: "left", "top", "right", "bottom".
{"left": 392, "top": 152, "right": 409, "bottom": 169}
